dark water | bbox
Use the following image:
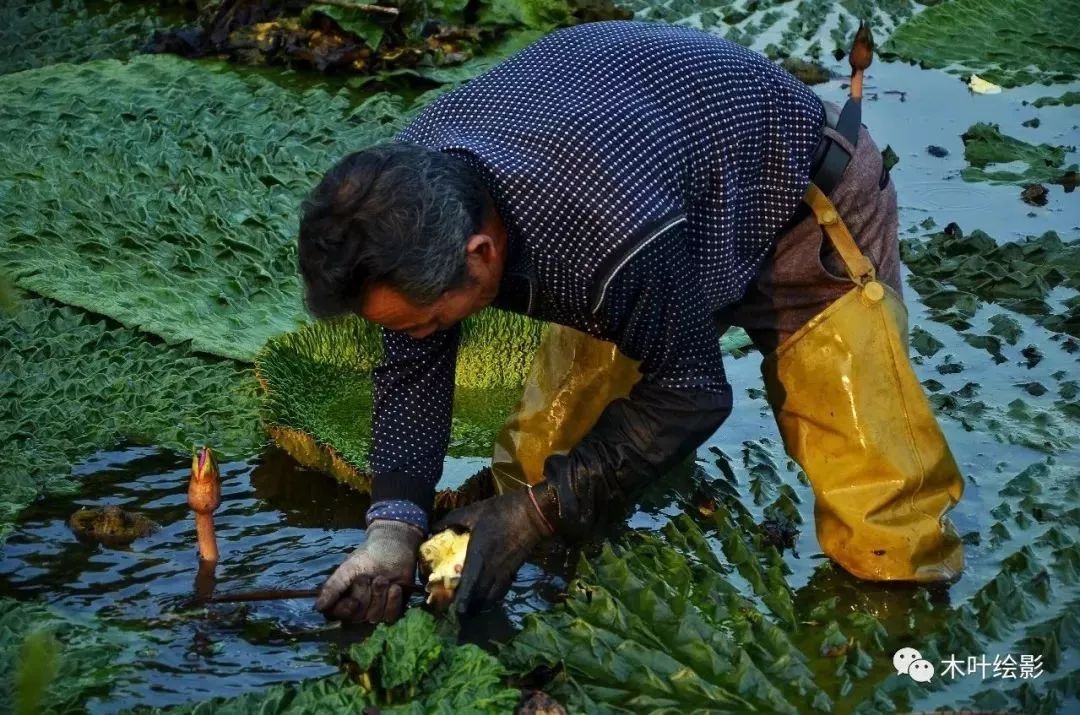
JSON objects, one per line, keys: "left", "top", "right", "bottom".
{"left": 0, "top": 434, "right": 750, "bottom": 711}
{"left": 0, "top": 447, "right": 568, "bottom": 710}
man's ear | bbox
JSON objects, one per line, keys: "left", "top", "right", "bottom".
{"left": 465, "top": 233, "right": 497, "bottom": 264}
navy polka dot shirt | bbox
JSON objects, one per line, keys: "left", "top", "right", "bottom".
{"left": 367, "top": 21, "right": 825, "bottom": 531}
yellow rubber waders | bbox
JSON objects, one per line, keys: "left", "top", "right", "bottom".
{"left": 489, "top": 185, "right": 963, "bottom": 583}
{"left": 761, "top": 183, "right": 964, "bottom": 582}
{"left": 490, "top": 324, "right": 641, "bottom": 492}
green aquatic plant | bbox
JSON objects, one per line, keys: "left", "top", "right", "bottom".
{"left": 477, "top": 0, "right": 574, "bottom": 29}
{"left": 476, "top": 0, "right": 635, "bottom": 31}
{"left": 0, "top": 297, "right": 262, "bottom": 542}
{"left": 911, "top": 325, "right": 944, "bottom": 357}
{"left": 503, "top": 455, "right": 1080, "bottom": 713}
{"left": 959, "top": 123, "right": 1077, "bottom": 186}
{"left": 882, "top": 0, "right": 1080, "bottom": 87}
{"left": 502, "top": 512, "right": 828, "bottom": 712}
{"left": 0, "top": 600, "right": 135, "bottom": 712}
{"left": 0, "top": 274, "right": 16, "bottom": 315}
{"left": 0, "top": 55, "right": 411, "bottom": 361}
{"left": 988, "top": 313, "right": 1024, "bottom": 345}
{"left": 13, "top": 630, "right": 60, "bottom": 715}
{"left": 302, "top": 3, "right": 391, "bottom": 51}
{"left": 254, "top": 311, "right": 544, "bottom": 491}
{"left": 927, "top": 390, "right": 1075, "bottom": 454}
{"left": 1030, "top": 92, "right": 1080, "bottom": 108}
{"left": 159, "top": 609, "right": 521, "bottom": 714}
{"left": 160, "top": 677, "right": 370, "bottom": 714}
{"left": 623, "top": 0, "right": 916, "bottom": 57}
{"left": 900, "top": 227, "right": 1080, "bottom": 338}
{"left": 856, "top": 459, "right": 1080, "bottom": 713}
{"left": 347, "top": 609, "right": 520, "bottom": 711}
{"left": 0, "top": 0, "right": 166, "bottom": 76}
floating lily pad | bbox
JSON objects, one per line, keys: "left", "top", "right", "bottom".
{"left": 901, "top": 227, "right": 1080, "bottom": 337}
{"left": 960, "top": 123, "right": 1077, "bottom": 186}
{"left": 882, "top": 0, "right": 1080, "bottom": 87}
{"left": 936, "top": 355, "right": 965, "bottom": 374}
{"left": 1030, "top": 92, "right": 1080, "bottom": 108}
{"left": 0, "top": 55, "right": 410, "bottom": 361}
{"left": 963, "top": 333, "right": 1006, "bottom": 363}
{"left": 1022, "top": 345, "right": 1045, "bottom": 368}
{"left": 911, "top": 325, "right": 944, "bottom": 357}
{"left": 1018, "top": 381, "right": 1048, "bottom": 397}
{"left": 988, "top": 314, "right": 1023, "bottom": 345}
{"left": 0, "top": 297, "right": 261, "bottom": 542}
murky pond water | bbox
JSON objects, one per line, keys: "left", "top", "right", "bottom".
{"left": 0, "top": 446, "right": 569, "bottom": 709}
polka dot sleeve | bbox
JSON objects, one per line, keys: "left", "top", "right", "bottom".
{"left": 365, "top": 324, "right": 460, "bottom": 532}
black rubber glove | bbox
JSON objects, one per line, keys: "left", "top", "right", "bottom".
{"left": 431, "top": 380, "right": 730, "bottom": 613}
{"left": 430, "top": 485, "right": 555, "bottom": 615}
{"left": 542, "top": 379, "right": 732, "bottom": 540}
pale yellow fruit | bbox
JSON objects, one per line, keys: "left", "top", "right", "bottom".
{"left": 418, "top": 530, "right": 470, "bottom": 610}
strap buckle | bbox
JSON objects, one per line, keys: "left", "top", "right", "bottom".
{"left": 804, "top": 183, "right": 876, "bottom": 286}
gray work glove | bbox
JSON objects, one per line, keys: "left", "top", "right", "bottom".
{"left": 315, "top": 519, "right": 423, "bottom": 623}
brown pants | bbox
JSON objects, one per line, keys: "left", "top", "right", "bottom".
{"left": 717, "top": 120, "right": 902, "bottom": 354}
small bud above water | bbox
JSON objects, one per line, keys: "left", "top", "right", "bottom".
{"left": 188, "top": 445, "right": 221, "bottom": 567}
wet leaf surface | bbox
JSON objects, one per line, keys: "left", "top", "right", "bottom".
{"left": 882, "top": 0, "right": 1080, "bottom": 87}
{"left": 960, "top": 123, "right": 1078, "bottom": 186}
{"left": 0, "top": 56, "right": 410, "bottom": 361}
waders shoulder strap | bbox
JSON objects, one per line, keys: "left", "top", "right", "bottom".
{"left": 803, "top": 182, "right": 876, "bottom": 286}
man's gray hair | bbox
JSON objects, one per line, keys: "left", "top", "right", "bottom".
{"left": 298, "top": 142, "right": 489, "bottom": 318}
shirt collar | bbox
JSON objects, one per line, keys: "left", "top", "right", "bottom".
{"left": 492, "top": 226, "right": 536, "bottom": 316}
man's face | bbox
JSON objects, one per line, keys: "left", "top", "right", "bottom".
{"left": 360, "top": 279, "right": 489, "bottom": 340}
{"left": 358, "top": 232, "right": 505, "bottom": 339}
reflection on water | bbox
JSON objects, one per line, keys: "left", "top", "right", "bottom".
{"left": 0, "top": 446, "right": 364, "bottom": 709}
{"left": 0, "top": 439, "right": 720, "bottom": 710}
{"left": 0, "top": 446, "right": 565, "bottom": 710}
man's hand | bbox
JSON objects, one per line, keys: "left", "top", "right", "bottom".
{"left": 431, "top": 487, "right": 555, "bottom": 615}
{"left": 315, "top": 519, "right": 423, "bottom": 623}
